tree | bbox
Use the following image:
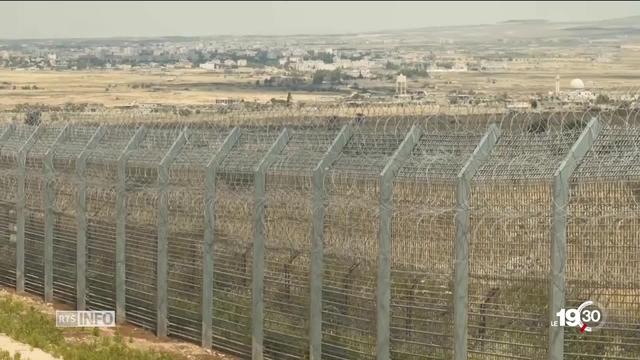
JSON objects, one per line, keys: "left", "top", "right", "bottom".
{"left": 25, "top": 108, "right": 42, "bottom": 126}
{"left": 312, "top": 69, "right": 342, "bottom": 85}
{"left": 286, "top": 92, "right": 292, "bottom": 104}
{"left": 312, "top": 71, "right": 325, "bottom": 85}
{"left": 595, "top": 94, "right": 610, "bottom": 104}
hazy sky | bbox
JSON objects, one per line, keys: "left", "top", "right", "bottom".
{"left": 0, "top": 1, "right": 638, "bottom": 39}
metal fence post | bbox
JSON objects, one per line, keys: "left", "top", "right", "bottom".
{"left": 377, "top": 126, "right": 422, "bottom": 360}
{"left": 202, "top": 127, "right": 240, "bottom": 349}
{"left": 43, "top": 124, "right": 69, "bottom": 303}
{"left": 75, "top": 126, "right": 105, "bottom": 311}
{"left": 454, "top": 124, "right": 501, "bottom": 360}
{"left": 549, "top": 118, "right": 601, "bottom": 360}
{"left": 157, "top": 128, "right": 188, "bottom": 338}
{"left": 16, "top": 124, "right": 44, "bottom": 294}
{"left": 252, "top": 128, "right": 290, "bottom": 360}
{"left": 115, "top": 126, "right": 146, "bottom": 324}
{"left": 310, "top": 125, "right": 352, "bottom": 360}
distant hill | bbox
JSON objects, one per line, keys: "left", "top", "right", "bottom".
{"left": 592, "top": 15, "right": 640, "bottom": 27}
{"left": 363, "top": 14, "right": 640, "bottom": 43}
{"left": 500, "top": 19, "right": 549, "bottom": 24}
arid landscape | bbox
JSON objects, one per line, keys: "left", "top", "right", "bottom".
{"left": 1, "top": 3, "right": 639, "bottom": 360}
{"left": 1, "top": 14, "right": 639, "bottom": 115}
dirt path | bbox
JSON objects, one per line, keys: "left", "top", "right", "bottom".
{"left": 0, "top": 333, "right": 59, "bottom": 360}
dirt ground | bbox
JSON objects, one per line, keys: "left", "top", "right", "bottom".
{"left": 0, "top": 288, "right": 235, "bottom": 360}
{"left": 0, "top": 68, "right": 342, "bottom": 109}
{"left": 0, "top": 333, "right": 59, "bottom": 360}
{"left": 1, "top": 48, "right": 638, "bottom": 111}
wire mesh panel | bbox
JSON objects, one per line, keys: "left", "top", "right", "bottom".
{"left": 165, "top": 128, "right": 230, "bottom": 342}
{"left": 24, "top": 125, "right": 65, "bottom": 298}
{"left": 322, "top": 127, "right": 405, "bottom": 360}
{"left": 85, "top": 126, "right": 137, "bottom": 312}
{"left": 468, "top": 127, "right": 582, "bottom": 359}
{"left": 213, "top": 128, "right": 282, "bottom": 358}
{"left": 391, "top": 131, "right": 484, "bottom": 359}
{"left": 48, "top": 126, "right": 97, "bottom": 305}
{"left": 0, "top": 111, "right": 639, "bottom": 360}
{"left": 123, "top": 128, "right": 182, "bottom": 331}
{"left": 0, "top": 124, "right": 27, "bottom": 289}
{"left": 263, "top": 128, "right": 339, "bottom": 359}
{"left": 566, "top": 125, "right": 640, "bottom": 359}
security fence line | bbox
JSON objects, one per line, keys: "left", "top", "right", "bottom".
{"left": 202, "top": 126, "right": 241, "bottom": 349}
{"left": 453, "top": 124, "right": 501, "bottom": 360}
{"left": 115, "top": 125, "right": 146, "bottom": 324}
{"left": 548, "top": 119, "right": 602, "bottom": 360}
{"left": 75, "top": 125, "right": 106, "bottom": 311}
{"left": 0, "top": 117, "right": 637, "bottom": 360}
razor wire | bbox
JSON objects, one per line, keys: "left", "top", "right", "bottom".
{"left": 0, "top": 103, "right": 636, "bottom": 360}
{"left": 566, "top": 123, "right": 640, "bottom": 359}
{"left": 211, "top": 127, "right": 283, "bottom": 358}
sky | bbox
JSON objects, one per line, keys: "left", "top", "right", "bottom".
{"left": 0, "top": 1, "right": 638, "bottom": 39}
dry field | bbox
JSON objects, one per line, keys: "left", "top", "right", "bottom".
{"left": 423, "top": 49, "right": 640, "bottom": 96}
{"left": 0, "top": 68, "right": 342, "bottom": 109}
{"left": 1, "top": 48, "right": 639, "bottom": 111}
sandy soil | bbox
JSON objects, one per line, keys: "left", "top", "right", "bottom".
{"left": 0, "top": 333, "right": 59, "bottom": 360}
{"left": 0, "top": 69, "right": 342, "bottom": 109}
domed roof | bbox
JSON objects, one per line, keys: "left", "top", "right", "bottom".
{"left": 570, "top": 78, "right": 585, "bottom": 89}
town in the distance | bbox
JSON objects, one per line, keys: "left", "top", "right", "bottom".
{"left": 1, "top": 15, "right": 639, "bottom": 118}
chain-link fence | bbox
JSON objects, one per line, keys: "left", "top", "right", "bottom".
{"left": 0, "top": 106, "right": 639, "bottom": 360}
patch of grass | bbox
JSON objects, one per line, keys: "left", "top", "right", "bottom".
{"left": 0, "top": 350, "right": 21, "bottom": 360}
{"left": 0, "top": 296, "right": 178, "bottom": 360}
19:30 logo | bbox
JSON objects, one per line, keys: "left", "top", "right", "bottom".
{"left": 551, "top": 301, "right": 606, "bottom": 333}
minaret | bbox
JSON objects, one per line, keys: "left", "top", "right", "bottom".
{"left": 555, "top": 74, "right": 560, "bottom": 95}
{"left": 396, "top": 74, "right": 407, "bottom": 95}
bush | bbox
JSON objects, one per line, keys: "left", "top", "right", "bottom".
{"left": 595, "top": 94, "right": 610, "bottom": 104}
{"left": 527, "top": 118, "right": 548, "bottom": 133}
{"left": 24, "top": 108, "right": 42, "bottom": 126}
{"left": 177, "top": 108, "right": 192, "bottom": 117}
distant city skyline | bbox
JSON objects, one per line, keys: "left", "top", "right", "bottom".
{"left": 0, "top": 1, "right": 638, "bottom": 39}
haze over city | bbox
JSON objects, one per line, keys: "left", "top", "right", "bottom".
{"left": 1, "top": 1, "right": 639, "bottom": 39}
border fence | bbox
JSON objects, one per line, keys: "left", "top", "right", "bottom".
{"left": 0, "top": 108, "right": 638, "bottom": 360}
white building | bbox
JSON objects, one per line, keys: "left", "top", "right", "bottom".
{"left": 551, "top": 77, "right": 596, "bottom": 103}
{"left": 345, "top": 69, "right": 372, "bottom": 78}
{"left": 480, "top": 60, "right": 507, "bottom": 72}
{"left": 396, "top": 74, "right": 407, "bottom": 95}
{"left": 47, "top": 53, "right": 57, "bottom": 66}
{"left": 237, "top": 59, "right": 248, "bottom": 67}
{"left": 200, "top": 61, "right": 221, "bottom": 71}
{"left": 293, "top": 60, "right": 336, "bottom": 72}
{"left": 507, "top": 101, "right": 531, "bottom": 110}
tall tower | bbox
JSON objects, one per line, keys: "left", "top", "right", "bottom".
{"left": 555, "top": 74, "right": 560, "bottom": 95}
{"left": 396, "top": 74, "right": 407, "bottom": 95}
